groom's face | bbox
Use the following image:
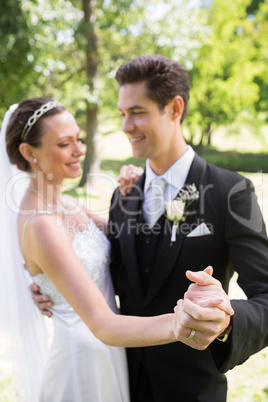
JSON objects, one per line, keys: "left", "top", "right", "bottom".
{"left": 117, "top": 81, "right": 174, "bottom": 162}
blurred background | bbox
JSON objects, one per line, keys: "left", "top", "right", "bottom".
{"left": 0, "top": 0, "right": 267, "bottom": 181}
{"left": 0, "top": 0, "right": 267, "bottom": 400}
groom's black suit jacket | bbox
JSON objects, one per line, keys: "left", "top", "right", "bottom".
{"left": 108, "top": 154, "right": 268, "bottom": 402}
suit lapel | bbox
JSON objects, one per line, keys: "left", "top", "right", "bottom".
{"left": 120, "top": 173, "right": 146, "bottom": 299}
{"left": 144, "top": 154, "right": 207, "bottom": 305}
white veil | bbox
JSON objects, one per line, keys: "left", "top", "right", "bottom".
{"left": 0, "top": 105, "right": 48, "bottom": 401}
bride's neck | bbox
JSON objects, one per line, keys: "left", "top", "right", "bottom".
{"left": 28, "top": 179, "right": 63, "bottom": 206}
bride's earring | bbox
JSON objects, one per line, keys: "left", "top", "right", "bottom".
{"left": 33, "top": 158, "right": 37, "bottom": 163}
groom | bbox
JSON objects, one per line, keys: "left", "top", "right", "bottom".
{"left": 107, "top": 55, "right": 268, "bottom": 402}
{"left": 33, "top": 55, "right": 268, "bottom": 402}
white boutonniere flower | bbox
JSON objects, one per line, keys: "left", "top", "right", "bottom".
{"left": 165, "top": 184, "right": 199, "bottom": 246}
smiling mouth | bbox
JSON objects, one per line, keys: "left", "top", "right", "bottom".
{"left": 66, "top": 162, "right": 81, "bottom": 170}
{"left": 128, "top": 136, "right": 145, "bottom": 145}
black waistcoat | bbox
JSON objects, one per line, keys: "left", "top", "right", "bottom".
{"left": 135, "top": 209, "right": 167, "bottom": 293}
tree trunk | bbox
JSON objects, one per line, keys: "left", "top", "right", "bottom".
{"left": 79, "top": 0, "right": 99, "bottom": 187}
{"left": 207, "top": 125, "right": 212, "bottom": 146}
{"left": 81, "top": 107, "right": 99, "bottom": 187}
{"left": 192, "top": 129, "right": 204, "bottom": 156}
{"left": 193, "top": 123, "right": 212, "bottom": 155}
{"left": 192, "top": 140, "right": 203, "bottom": 156}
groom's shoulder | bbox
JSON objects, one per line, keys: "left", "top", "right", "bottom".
{"left": 194, "top": 155, "right": 254, "bottom": 204}
{"left": 200, "top": 156, "right": 249, "bottom": 189}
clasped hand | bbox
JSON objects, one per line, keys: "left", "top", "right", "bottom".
{"left": 172, "top": 266, "right": 234, "bottom": 350}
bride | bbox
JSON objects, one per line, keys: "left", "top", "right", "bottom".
{"left": 1, "top": 98, "right": 177, "bottom": 402}
{"left": 0, "top": 98, "right": 229, "bottom": 402}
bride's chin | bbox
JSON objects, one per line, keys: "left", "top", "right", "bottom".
{"left": 66, "top": 171, "right": 81, "bottom": 179}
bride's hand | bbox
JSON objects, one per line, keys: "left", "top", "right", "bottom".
{"left": 172, "top": 267, "right": 234, "bottom": 349}
{"left": 184, "top": 266, "right": 234, "bottom": 316}
{"left": 118, "top": 164, "right": 144, "bottom": 196}
{"left": 30, "top": 282, "right": 54, "bottom": 317}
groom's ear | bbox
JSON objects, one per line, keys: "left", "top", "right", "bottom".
{"left": 19, "top": 143, "right": 37, "bottom": 164}
{"left": 170, "top": 96, "right": 184, "bottom": 122}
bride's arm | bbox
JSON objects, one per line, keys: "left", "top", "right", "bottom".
{"left": 25, "top": 215, "right": 176, "bottom": 347}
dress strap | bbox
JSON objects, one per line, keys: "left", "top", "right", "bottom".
{"left": 21, "top": 210, "right": 53, "bottom": 261}
{"left": 64, "top": 196, "right": 90, "bottom": 221}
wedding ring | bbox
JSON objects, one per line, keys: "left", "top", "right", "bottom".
{"left": 187, "top": 329, "right": 196, "bottom": 340}
{"left": 130, "top": 170, "right": 136, "bottom": 177}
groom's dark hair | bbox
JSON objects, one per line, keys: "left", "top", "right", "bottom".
{"left": 115, "top": 54, "right": 190, "bottom": 123}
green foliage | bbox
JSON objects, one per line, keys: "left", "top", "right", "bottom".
{"left": 185, "top": 0, "right": 268, "bottom": 150}
{"left": 247, "top": 0, "right": 265, "bottom": 15}
{"left": 98, "top": 0, "right": 267, "bottom": 152}
{"left": 0, "top": 0, "right": 266, "bottom": 172}
{"left": 0, "top": 0, "right": 33, "bottom": 110}
{"left": 0, "top": 0, "right": 85, "bottom": 117}
{"left": 97, "top": 0, "right": 207, "bottom": 115}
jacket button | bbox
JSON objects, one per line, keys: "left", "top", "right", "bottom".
{"left": 145, "top": 266, "right": 151, "bottom": 273}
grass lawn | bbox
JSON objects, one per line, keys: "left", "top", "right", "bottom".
{"left": 1, "top": 125, "right": 268, "bottom": 401}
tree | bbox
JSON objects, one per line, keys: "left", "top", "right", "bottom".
{"left": 0, "top": 0, "right": 84, "bottom": 111}
{"left": 1, "top": 0, "right": 266, "bottom": 174}
{"left": 0, "top": 0, "right": 141, "bottom": 185}
{"left": 79, "top": 0, "right": 99, "bottom": 186}
{"left": 0, "top": 0, "right": 207, "bottom": 181}
{"left": 185, "top": 0, "right": 267, "bottom": 153}
{"left": 0, "top": 0, "right": 33, "bottom": 115}
{"left": 247, "top": 0, "right": 268, "bottom": 123}
{"left": 97, "top": 0, "right": 207, "bottom": 123}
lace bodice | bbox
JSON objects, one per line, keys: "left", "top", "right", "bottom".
{"left": 72, "top": 219, "right": 110, "bottom": 285}
{"left": 33, "top": 219, "right": 111, "bottom": 306}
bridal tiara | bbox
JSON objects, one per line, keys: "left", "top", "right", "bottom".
{"left": 21, "top": 101, "right": 62, "bottom": 141}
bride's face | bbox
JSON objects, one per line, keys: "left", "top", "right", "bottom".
{"left": 32, "top": 111, "right": 85, "bottom": 181}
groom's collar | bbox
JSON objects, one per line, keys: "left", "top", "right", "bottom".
{"left": 144, "top": 145, "right": 195, "bottom": 193}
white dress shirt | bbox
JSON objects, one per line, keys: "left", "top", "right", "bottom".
{"left": 144, "top": 145, "right": 195, "bottom": 204}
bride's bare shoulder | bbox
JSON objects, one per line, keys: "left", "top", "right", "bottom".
{"left": 19, "top": 211, "right": 67, "bottom": 244}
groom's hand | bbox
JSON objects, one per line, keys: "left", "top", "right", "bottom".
{"left": 172, "top": 266, "right": 233, "bottom": 350}
{"left": 184, "top": 266, "right": 234, "bottom": 316}
{"left": 30, "top": 283, "right": 53, "bottom": 317}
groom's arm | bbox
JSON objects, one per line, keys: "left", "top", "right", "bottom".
{"left": 30, "top": 282, "right": 54, "bottom": 317}
{"left": 174, "top": 176, "right": 268, "bottom": 373}
{"left": 212, "top": 176, "right": 268, "bottom": 372}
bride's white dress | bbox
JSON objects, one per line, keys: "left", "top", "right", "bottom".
{"left": 31, "top": 218, "right": 130, "bottom": 402}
